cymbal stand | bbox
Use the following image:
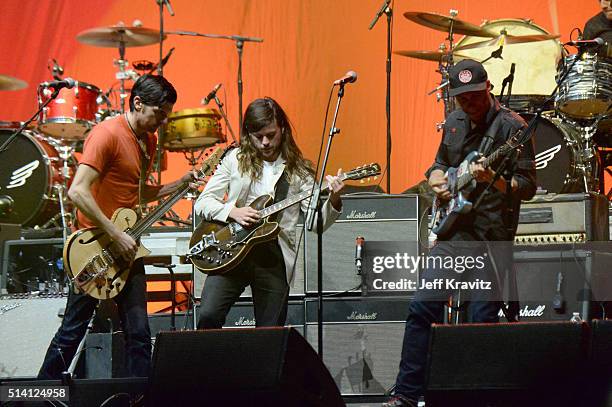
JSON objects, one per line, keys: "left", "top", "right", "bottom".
{"left": 166, "top": 30, "right": 264, "bottom": 133}
{"left": 113, "top": 39, "right": 132, "bottom": 114}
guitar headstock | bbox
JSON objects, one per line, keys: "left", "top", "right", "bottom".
{"left": 343, "top": 163, "right": 382, "bottom": 182}
{"left": 197, "top": 145, "right": 227, "bottom": 178}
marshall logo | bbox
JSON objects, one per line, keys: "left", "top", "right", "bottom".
{"left": 347, "top": 311, "right": 378, "bottom": 321}
{"left": 234, "top": 316, "right": 256, "bottom": 326}
{"left": 346, "top": 210, "right": 377, "bottom": 220}
{"left": 497, "top": 304, "right": 546, "bottom": 318}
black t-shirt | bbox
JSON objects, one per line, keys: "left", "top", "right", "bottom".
{"left": 583, "top": 12, "right": 612, "bottom": 57}
{"left": 426, "top": 97, "right": 537, "bottom": 241}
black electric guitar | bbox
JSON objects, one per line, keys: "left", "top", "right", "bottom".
{"left": 63, "top": 146, "right": 228, "bottom": 300}
{"left": 188, "top": 163, "right": 381, "bottom": 275}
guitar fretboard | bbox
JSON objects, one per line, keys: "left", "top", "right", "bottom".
{"left": 456, "top": 135, "right": 518, "bottom": 190}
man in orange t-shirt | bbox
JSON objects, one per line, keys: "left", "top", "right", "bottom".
{"left": 39, "top": 74, "right": 194, "bottom": 379}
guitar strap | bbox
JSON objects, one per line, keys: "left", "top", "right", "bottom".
{"left": 137, "top": 140, "right": 151, "bottom": 218}
{"left": 477, "top": 107, "right": 503, "bottom": 157}
{"left": 271, "top": 169, "right": 290, "bottom": 220}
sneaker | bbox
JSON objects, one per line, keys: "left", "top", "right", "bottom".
{"left": 381, "top": 394, "right": 418, "bottom": 407}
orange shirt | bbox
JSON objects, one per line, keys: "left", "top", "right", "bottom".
{"left": 76, "top": 115, "right": 157, "bottom": 229}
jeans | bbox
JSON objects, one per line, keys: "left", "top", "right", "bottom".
{"left": 38, "top": 259, "right": 151, "bottom": 379}
{"left": 393, "top": 235, "right": 506, "bottom": 400}
{"left": 198, "top": 241, "right": 289, "bottom": 329}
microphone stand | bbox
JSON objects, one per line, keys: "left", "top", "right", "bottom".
{"left": 213, "top": 93, "right": 238, "bottom": 144}
{"left": 155, "top": 0, "right": 173, "bottom": 184}
{"left": 369, "top": 0, "right": 393, "bottom": 193}
{"left": 166, "top": 30, "right": 263, "bottom": 134}
{"left": 0, "top": 87, "right": 60, "bottom": 153}
{"left": 305, "top": 83, "right": 347, "bottom": 358}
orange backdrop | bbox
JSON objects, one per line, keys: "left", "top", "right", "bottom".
{"left": 0, "top": 0, "right": 603, "bottom": 218}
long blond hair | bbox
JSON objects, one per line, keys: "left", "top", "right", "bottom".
{"left": 237, "top": 97, "right": 314, "bottom": 180}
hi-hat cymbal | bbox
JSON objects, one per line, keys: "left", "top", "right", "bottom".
{"left": 76, "top": 26, "right": 166, "bottom": 48}
{"left": 0, "top": 75, "right": 27, "bottom": 91}
{"left": 403, "top": 11, "right": 497, "bottom": 37}
{"left": 454, "top": 33, "right": 560, "bottom": 51}
{"left": 393, "top": 49, "right": 476, "bottom": 62}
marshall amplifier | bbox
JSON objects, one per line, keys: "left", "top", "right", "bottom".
{"left": 304, "top": 297, "right": 412, "bottom": 396}
{"left": 515, "top": 193, "right": 609, "bottom": 245}
{"left": 300, "top": 194, "right": 426, "bottom": 294}
{"left": 510, "top": 248, "right": 612, "bottom": 321}
{"left": 148, "top": 299, "right": 305, "bottom": 336}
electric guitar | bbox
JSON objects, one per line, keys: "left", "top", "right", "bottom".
{"left": 63, "top": 146, "right": 228, "bottom": 300}
{"left": 430, "top": 132, "right": 522, "bottom": 237}
{"left": 187, "top": 163, "right": 381, "bottom": 275}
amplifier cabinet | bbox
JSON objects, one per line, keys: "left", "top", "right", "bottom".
{"left": 511, "top": 248, "right": 612, "bottom": 321}
{"left": 0, "top": 294, "right": 66, "bottom": 378}
{"left": 304, "top": 297, "right": 411, "bottom": 396}
{"left": 301, "top": 194, "right": 425, "bottom": 294}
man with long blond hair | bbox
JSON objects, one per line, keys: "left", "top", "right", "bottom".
{"left": 194, "top": 97, "right": 344, "bottom": 328}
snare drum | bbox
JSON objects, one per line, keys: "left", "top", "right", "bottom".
{"left": 456, "top": 19, "right": 562, "bottom": 111}
{"left": 0, "top": 129, "right": 74, "bottom": 227}
{"left": 556, "top": 53, "right": 612, "bottom": 119}
{"left": 521, "top": 113, "right": 582, "bottom": 193}
{"left": 161, "top": 108, "right": 225, "bottom": 151}
{"left": 38, "top": 81, "right": 101, "bottom": 140}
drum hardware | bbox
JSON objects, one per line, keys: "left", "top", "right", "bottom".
{"left": 402, "top": 11, "right": 497, "bottom": 38}
{"left": 0, "top": 74, "right": 27, "bottom": 91}
{"left": 161, "top": 108, "right": 226, "bottom": 152}
{"left": 76, "top": 24, "right": 166, "bottom": 113}
{"left": 453, "top": 32, "right": 560, "bottom": 51}
{"left": 166, "top": 30, "right": 264, "bottom": 132}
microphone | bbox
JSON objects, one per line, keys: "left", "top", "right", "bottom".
{"left": 201, "top": 83, "right": 222, "bottom": 105}
{"left": 41, "top": 78, "right": 76, "bottom": 90}
{"left": 565, "top": 37, "right": 605, "bottom": 47}
{"left": 552, "top": 271, "right": 565, "bottom": 313}
{"left": 355, "top": 236, "right": 365, "bottom": 275}
{"left": 334, "top": 71, "right": 358, "bottom": 86}
{"left": 160, "top": 0, "right": 175, "bottom": 16}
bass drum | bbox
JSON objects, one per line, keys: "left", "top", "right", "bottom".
{"left": 456, "top": 19, "right": 562, "bottom": 111}
{"left": 0, "top": 129, "right": 74, "bottom": 227}
{"left": 520, "top": 114, "right": 581, "bottom": 193}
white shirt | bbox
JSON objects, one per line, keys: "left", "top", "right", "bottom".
{"left": 245, "top": 155, "right": 286, "bottom": 205}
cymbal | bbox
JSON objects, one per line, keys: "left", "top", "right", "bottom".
{"left": 393, "top": 49, "right": 475, "bottom": 62}
{"left": 403, "top": 11, "right": 497, "bottom": 37}
{"left": 0, "top": 74, "right": 27, "bottom": 91}
{"left": 76, "top": 26, "right": 166, "bottom": 48}
{"left": 454, "top": 33, "right": 560, "bottom": 51}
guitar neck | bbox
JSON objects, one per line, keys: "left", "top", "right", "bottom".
{"left": 456, "top": 141, "right": 513, "bottom": 190}
{"left": 128, "top": 181, "right": 192, "bottom": 239}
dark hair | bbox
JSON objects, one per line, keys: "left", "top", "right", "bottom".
{"left": 129, "top": 74, "right": 177, "bottom": 111}
{"left": 238, "top": 97, "right": 314, "bottom": 179}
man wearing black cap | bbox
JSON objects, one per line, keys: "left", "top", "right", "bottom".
{"left": 383, "top": 59, "right": 536, "bottom": 407}
{"left": 583, "top": 0, "right": 612, "bottom": 57}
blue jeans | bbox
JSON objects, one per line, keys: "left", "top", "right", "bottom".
{"left": 393, "top": 236, "right": 506, "bottom": 400}
{"left": 38, "top": 259, "right": 151, "bottom": 379}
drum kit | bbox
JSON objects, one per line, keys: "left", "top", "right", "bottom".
{"left": 395, "top": 10, "right": 612, "bottom": 196}
{"left": 0, "top": 24, "right": 226, "bottom": 233}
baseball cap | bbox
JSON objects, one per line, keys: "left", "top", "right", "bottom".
{"left": 449, "top": 59, "right": 488, "bottom": 97}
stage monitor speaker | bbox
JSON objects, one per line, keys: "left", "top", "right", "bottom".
{"left": 301, "top": 194, "right": 425, "bottom": 294}
{"left": 304, "top": 297, "right": 411, "bottom": 396}
{"left": 425, "top": 322, "right": 589, "bottom": 407}
{"left": 584, "top": 319, "right": 612, "bottom": 407}
{"left": 0, "top": 294, "right": 66, "bottom": 378}
{"left": 149, "top": 327, "right": 344, "bottom": 406}
{"left": 512, "top": 248, "right": 611, "bottom": 321}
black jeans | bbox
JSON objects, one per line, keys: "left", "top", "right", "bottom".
{"left": 38, "top": 259, "right": 151, "bottom": 379}
{"left": 198, "top": 241, "right": 289, "bottom": 329}
{"left": 393, "top": 236, "right": 506, "bottom": 400}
